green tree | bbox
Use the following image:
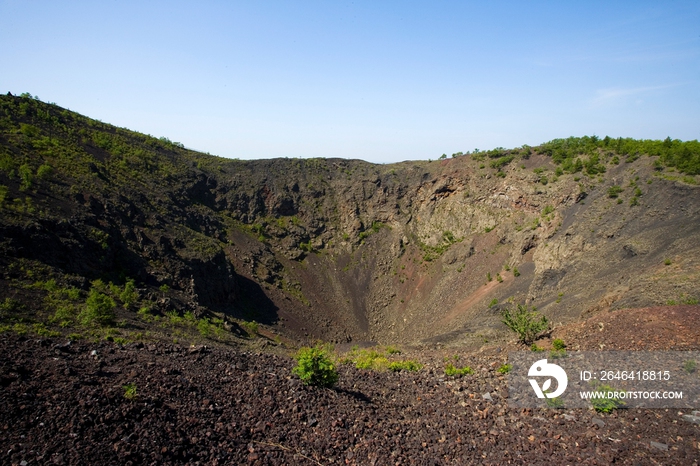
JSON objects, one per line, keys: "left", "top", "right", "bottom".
{"left": 19, "top": 164, "right": 33, "bottom": 191}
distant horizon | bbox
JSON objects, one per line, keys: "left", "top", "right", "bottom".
{"left": 6, "top": 90, "right": 699, "bottom": 166}
{"left": 2, "top": 1, "right": 698, "bottom": 163}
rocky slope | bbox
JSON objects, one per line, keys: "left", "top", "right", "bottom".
{"left": 1, "top": 94, "right": 699, "bottom": 348}
{"left": 2, "top": 326, "right": 700, "bottom": 466}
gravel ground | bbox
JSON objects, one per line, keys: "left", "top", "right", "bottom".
{"left": 1, "top": 333, "right": 699, "bottom": 465}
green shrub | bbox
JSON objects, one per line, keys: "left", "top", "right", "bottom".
{"left": 496, "top": 364, "right": 512, "bottom": 374}
{"left": 353, "top": 349, "right": 388, "bottom": 370}
{"left": 197, "top": 318, "right": 211, "bottom": 337}
{"left": 119, "top": 279, "right": 138, "bottom": 308}
{"left": 385, "top": 345, "right": 401, "bottom": 355}
{"left": 18, "top": 164, "right": 33, "bottom": 191}
{"left": 513, "top": 267, "right": 520, "bottom": 277}
{"left": 552, "top": 339, "right": 566, "bottom": 351}
{"left": 241, "top": 320, "right": 259, "bottom": 337}
{"left": 550, "top": 348, "right": 567, "bottom": 359}
{"left": 589, "top": 383, "right": 626, "bottom": 413}
{"left": 123, "top": 383, "right": 137, "bottom": 400}
{"left": 444, "top": 363, "right": 473, "bottom": 377}
{"left": 607, "top": 185, "right": 623, "bottom": 198}
{"left": 389, "top": 360, "right": 423, "bottom": 372}
{"left": 0, "top": 298, "right": 25, "bottom": 314}
{"left": 79, "top": 289, "right": 116, "bottom": 326}
{"left": 165, "top": 310, "right": 182, "bottom": 324}
{"left": 545, "top": 395, "right": 565, "bottom": 408}
{"left": 488, "top": 298, "right": 498, "bottom": 308}
{"left": 683, "top": 360, "right": 697, "bottom": 374}
{"left": 501, "top": 304, "right": 549, "bottom": 345}
{"left": 33, "top": 323, "right": 60, "bottom": 337}
{"left": 292, "top": 345, "right": 338, "bottom": 388}
{"left": 36, "top": 164, "right": 53, "bottom": 180}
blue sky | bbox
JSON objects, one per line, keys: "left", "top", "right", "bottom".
{"left": 1, "top": 1, "right": 698, "bottom": 163}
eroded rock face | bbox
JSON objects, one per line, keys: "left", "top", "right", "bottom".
{"left": 1, "top": 94, "right": 700, "bottom": 345}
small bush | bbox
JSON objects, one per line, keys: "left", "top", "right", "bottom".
{"left": 607, "top": 185, "right": 623, "bottom": 198}
{"left": 353, "top": 349, "right": 388, "bottom": 370}
{"left": 388, "top": 360, "right": 423, "bottom": 372}
{"left": 123, "top": 383, "right": 137, "bottom": 400}
{"left": 496, "top": 364, "right": 512, "bottom": 374}
{"left": 36, "top": 164, "right": 53, "bottom": 180}
{"left": 19, "top": 164, "right": 33, "bottom": 191}
{"left": 79, "top": 289, "right": 116, "bottom": 326}
{"left": 444, "top": 363, "right": 473, "bottom": 377}
{"left": 589, "top": 383, "right": 626, "bottom": 413}
{"left": 119, "top": 279, "right": 138, "bottom": 308}
{"left": 549, "top": 348, "right": 567, "bottom": 359}
{"left": 552, "top": 339, "right": 566, "bottom": 351}
{"left": 165, "top": 310, "right": 182, "bottom": 324}
{"left": 501, "top": 304, "right": 549, "bottom": 345}
{"left": 241, "top": 320, "right": 259, "bottom": 337}
{"left": 545, "top": 395, "right": 565, "bottom": 409}
{"left": 292, "top": 345, "right": 338, "bottom": 388}
{"left": 513, "top": 267, "right": 520, "bottom": 277}
{"left": 684, "top": 360, "right": 697, "bottom": 374}
{"left": 0, "top": 298, "right": 25, "bottom": 314}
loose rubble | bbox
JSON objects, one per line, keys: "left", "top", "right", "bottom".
{"left": 1, "top": 334, "right": 699, "bottom": 465}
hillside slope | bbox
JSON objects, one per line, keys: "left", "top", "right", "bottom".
{"left": 1, "top": 94, "right": 699, "bottom": 347}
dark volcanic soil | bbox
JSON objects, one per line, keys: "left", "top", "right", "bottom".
{"left": 1, "top": 332, "right": 699, "bottom": 465}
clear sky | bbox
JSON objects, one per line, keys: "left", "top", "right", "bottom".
{"left": 1, "top": 1, "right": 698, "bottom": 163}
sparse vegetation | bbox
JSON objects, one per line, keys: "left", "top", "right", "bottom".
{"left": 240, "top": 320, "right": 259, "bottom": 337}
{"left": 607, "top": 185, "right": 623, "bottom": 198}
{"left": 388, "top": 360, "right": 423, "bottom": 372}
{"left": 444, "top": 363, "right": 473, "bottom": 377}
